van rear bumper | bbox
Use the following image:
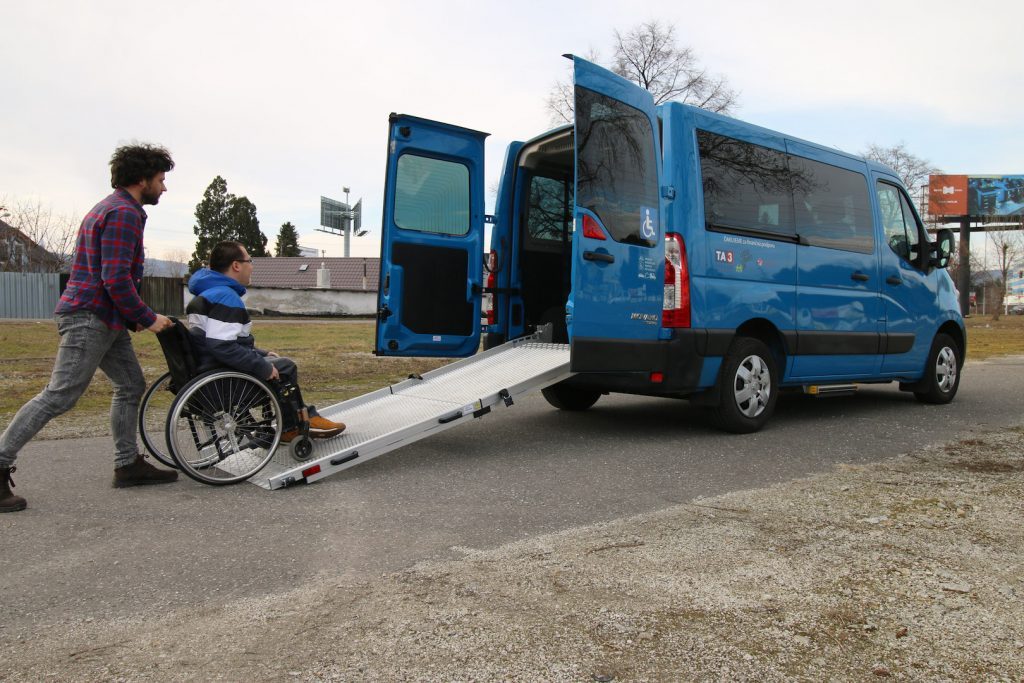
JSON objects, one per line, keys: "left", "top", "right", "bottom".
{"left": 567, "top": 330, "right": 713, "bottom": 396}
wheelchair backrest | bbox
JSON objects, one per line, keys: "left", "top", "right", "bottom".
{"left": 156, "top": 318, "right": 201, "bottom": 392}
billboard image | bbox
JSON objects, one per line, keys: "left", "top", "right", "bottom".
{"left": 929, "top": 174, "right": 1024, "bottom": 217}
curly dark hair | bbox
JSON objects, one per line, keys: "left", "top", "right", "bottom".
{"left": 109, "top": 143, "right": 175, "bottom": 189}
{"left": 209, "top": 241, "right": 247, "bottom": 273}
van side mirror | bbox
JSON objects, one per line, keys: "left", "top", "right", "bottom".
{"left": 932, "top": 228, "right": 955, "bottom": 269}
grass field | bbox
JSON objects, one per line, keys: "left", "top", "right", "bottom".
{"left": 1, "top": 315, "right": 1022, "bottom": 440}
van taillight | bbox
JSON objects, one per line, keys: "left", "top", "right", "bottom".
{"left": 662, "top": 233, "right": 690, "bottom": 328}
{"left": 485, "top": 249, "right": 497, "bottom": 325}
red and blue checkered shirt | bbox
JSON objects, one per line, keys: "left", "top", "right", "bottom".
{"left": 55, "top": 188, "right": 157, "bottom": 331}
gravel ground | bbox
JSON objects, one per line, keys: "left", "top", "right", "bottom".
{"left": 3, "top": 425, "right": 1023, "bottom": 681}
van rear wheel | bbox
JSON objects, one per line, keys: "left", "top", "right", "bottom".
{"left": 542, "top": 383, "right": 601, "bottom": 411}
{"left": 710, "top": 337, "right": 779, "bottom": 433}
{"left": 914, "top": 333, "right": 961, "bottom": 404}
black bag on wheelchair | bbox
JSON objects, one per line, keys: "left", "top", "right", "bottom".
{"left": 156, "top": 318, "right": 200, "bottom": 393}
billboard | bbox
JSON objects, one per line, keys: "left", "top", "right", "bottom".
{"left": 929, "top": 174, "right": 1024, "bottom": 217}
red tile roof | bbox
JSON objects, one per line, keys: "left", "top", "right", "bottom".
{"left": 249, "top": 257, "right": 379, "bottom": 291}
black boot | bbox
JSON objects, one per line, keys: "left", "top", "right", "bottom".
{"left": 113, "top": 454, "right": 178, "bottom": 488}
{"left": 1, "top": 466, "right": 27, "bottom": 513}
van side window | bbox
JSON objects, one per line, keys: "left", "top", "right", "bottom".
{"left": 790, "top": 157, "right": 874, "bottom": 254}
{"left": 575, "top": 87, "right": 659, "bottom": 247}
{"left": 394, "top": 153, "right": 470, "bottom": 236}
{"left": 697, "top": 130, "right": 796, "bottom": 238}
{"left": 526, "top": 174, "right": 573, "bottom": 247}
{"left": 876, "top": 182, "right": 923, "bottom": 265}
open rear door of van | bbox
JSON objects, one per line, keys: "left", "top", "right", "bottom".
{"left": 567, "top": 56, "right": 666, "bottom": 373}
{"left": 375, "top": 114, "right": 489, "bottom": 357}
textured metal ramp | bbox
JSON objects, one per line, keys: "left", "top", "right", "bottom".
{"left": 249, "top": 338, "right": 571, "bottom": 490}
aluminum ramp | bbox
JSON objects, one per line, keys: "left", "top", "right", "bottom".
{"left": 246, "top": 337, "right": 571, "bottom": 490}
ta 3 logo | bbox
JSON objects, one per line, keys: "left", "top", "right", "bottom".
{"left": 715, "top": 249, "right": 734, "bottom": 264}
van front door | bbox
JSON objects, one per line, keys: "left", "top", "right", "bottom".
{"left": 567, "top": 56, "right": 665, "bottom": 374}
{"left": 375, "top": 114, "right": 488, "bottom": 357}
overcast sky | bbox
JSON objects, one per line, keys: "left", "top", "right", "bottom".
{"left": 2, "top": 0, "right": 1021, "bottom": 261}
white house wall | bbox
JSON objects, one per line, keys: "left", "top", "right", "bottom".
{"left": 183, "top": 287, "right": 376, "bottom": 317}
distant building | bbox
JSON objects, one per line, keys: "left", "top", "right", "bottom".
{"left": 298, "top": 245, "right": 319, "bottom": 258}
{"left": 183, "top": 256, "right": 380, "bottom": 316}
{"left": 0, "top": 220, "right": 62, "bottom": 272}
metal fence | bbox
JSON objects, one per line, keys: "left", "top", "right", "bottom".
{"left": 0, "top": 273, "right": 184, "bottom": 319}
{"left": 0, "top": 272, "right": 61, "bottom": 319}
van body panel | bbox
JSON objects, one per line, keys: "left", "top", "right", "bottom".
{"left": 375, "top": 114, "right": 489, "bottom": 357}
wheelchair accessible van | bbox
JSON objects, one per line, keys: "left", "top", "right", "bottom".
{"left": 138, "top": 319, "right": 316, "bottom": 485}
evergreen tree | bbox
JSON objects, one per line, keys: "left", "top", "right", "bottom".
{"left": 228, "top": 196, "right": 269, "bottom": 257}
{"left": 275, "top": 222, "right": 301, "bottom": 257}
{"left": 190, "top": 177, "right": 270, "bottom": 271}
{"left": 190, "top": 176, "right": 234, "bottom": 272}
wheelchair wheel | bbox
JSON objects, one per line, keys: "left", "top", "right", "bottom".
{"left": 166, "top": 371, "right": 283, "bottom": 485}
{"left": 139, "top": 372, "right": 178, "bottom": 468}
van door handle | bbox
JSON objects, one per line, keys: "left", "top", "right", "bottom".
{"left": 886, "top": 276, "right": 903, "bottom": 286}
{"left": 850, "top": 271, "right": 870, "bottom": 282}
{"left": 583, "top": 251, "right": 615, "bottom": 264}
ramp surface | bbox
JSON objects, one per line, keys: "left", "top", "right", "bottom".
{"left": 246, "top": 339, "right": 570, "bottom": 489}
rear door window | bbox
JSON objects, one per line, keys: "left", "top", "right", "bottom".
{"left": 575, "top": 87, "right": 659, "bottom": 247}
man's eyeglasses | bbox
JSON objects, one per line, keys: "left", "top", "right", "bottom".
{"left": 235, "top": 258, "right": 253, "bottom": 263}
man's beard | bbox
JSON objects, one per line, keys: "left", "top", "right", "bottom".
{"left": 140, "top": 188, "right": 161, "bottom": 205}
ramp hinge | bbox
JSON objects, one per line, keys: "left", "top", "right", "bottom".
{"left": 498, "top": 389, "right": 513, "bottom": 407}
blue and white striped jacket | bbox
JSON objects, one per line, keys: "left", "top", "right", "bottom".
{"left": 185, "top": 268, "right": 273, "bottom": 379}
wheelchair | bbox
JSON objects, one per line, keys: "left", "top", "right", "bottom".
{"left": 138, "top": 318, "right": 315, "bottom": 485}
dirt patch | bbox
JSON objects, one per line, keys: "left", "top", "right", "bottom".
{"left": 2, "top": 428, "right": 1023, "bottom": 681}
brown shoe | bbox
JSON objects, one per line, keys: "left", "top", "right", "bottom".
{"left": 1, "top": 466, "right": 27, "bottom": 513}
{"left": 280, "top": 429, "right": 300, "bottom": 443}
{"left": 113, "top": 454, "right": 178, "bottom": 488}
{"left": 309, "top": 416, "right": 346, "bottom": 433}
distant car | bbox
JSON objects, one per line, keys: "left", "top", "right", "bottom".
{"left": 1010, "top": 305, "right": 1024, "bottom": 315}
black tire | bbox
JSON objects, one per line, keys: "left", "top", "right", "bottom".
{"left": 541, "top": 383, "right": 601, "bottom": 411}
{"left": 710, "top": 337, "right": 779, "bottom": 434}
{"left": 166, "top": 371, "right": 283, "bottom": 485}
{"left": 139, "top": 372, "right": 178, "bottom": 468}
{"left": 914, "top": 333, "right": 961, "bottom": 404}
{"left": 290, "top": 436, "right": 314, "bottom": 461}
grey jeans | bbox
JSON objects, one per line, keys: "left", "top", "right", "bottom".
{"left": 0, "top": 310, "right": 146, "bottom": 468}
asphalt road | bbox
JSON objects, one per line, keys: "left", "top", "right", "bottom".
{"left": 3, "top": 354, "right": 1023, "bottom": 634}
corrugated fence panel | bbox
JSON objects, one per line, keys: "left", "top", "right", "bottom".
{"left": 0, "top": 272, "right": 60, "bottom": 319}
{"left": 0, "top": 274, "right": 184, "bottom": 319}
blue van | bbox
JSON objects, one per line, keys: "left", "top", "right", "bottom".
{"left": 374, "top": 56, "right": 964, "bottom": 433}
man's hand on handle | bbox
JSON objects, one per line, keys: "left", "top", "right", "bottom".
{"left": 147, "top": 314, "right": 173, "bottom": 333}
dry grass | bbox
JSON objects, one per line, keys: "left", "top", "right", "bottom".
{"left": 0, "top": 319, "right": 446, "bottom": 435}
{"left": 964, "top": 313, "right": 1024, "bottom": 360}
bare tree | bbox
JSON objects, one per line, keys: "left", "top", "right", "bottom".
{"left": 0, "top": 196, "right": 78, "bottom": 272}
{"left": 162, "top": 248, "right": 191, "bottom": 278}
{"left": 987, "top": 228, "right": 1024, "bottom": 320}
{"left": 863, "top": 142, "right": 941, "bottom": 203}
{"left": 547, "top": 22, "right": 738, "bottom": 124}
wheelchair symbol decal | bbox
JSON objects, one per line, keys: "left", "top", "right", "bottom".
{"left": 640, "top": 207, "right": 657, "bottom": 240}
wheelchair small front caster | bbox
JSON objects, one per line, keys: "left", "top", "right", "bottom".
{"left": 290, "top": 435, "right": 314, "bottom": 461}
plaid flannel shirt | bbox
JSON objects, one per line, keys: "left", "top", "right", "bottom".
{"left": 55, "top": 188, "right": 157, "bottom": 330}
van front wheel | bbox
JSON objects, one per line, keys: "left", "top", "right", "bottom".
{"left": 914, "top": 333, "right": 961, "bottom": 404}
{"left": 542, "top": 383, "right": 601, "bottom": 411}
{"left": 710, "top": 337, "right": 779, "bottom": 433}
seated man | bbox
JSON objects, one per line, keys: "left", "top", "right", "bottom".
{"left": 185, "top": 240, "right": 345, "bottom": 441}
